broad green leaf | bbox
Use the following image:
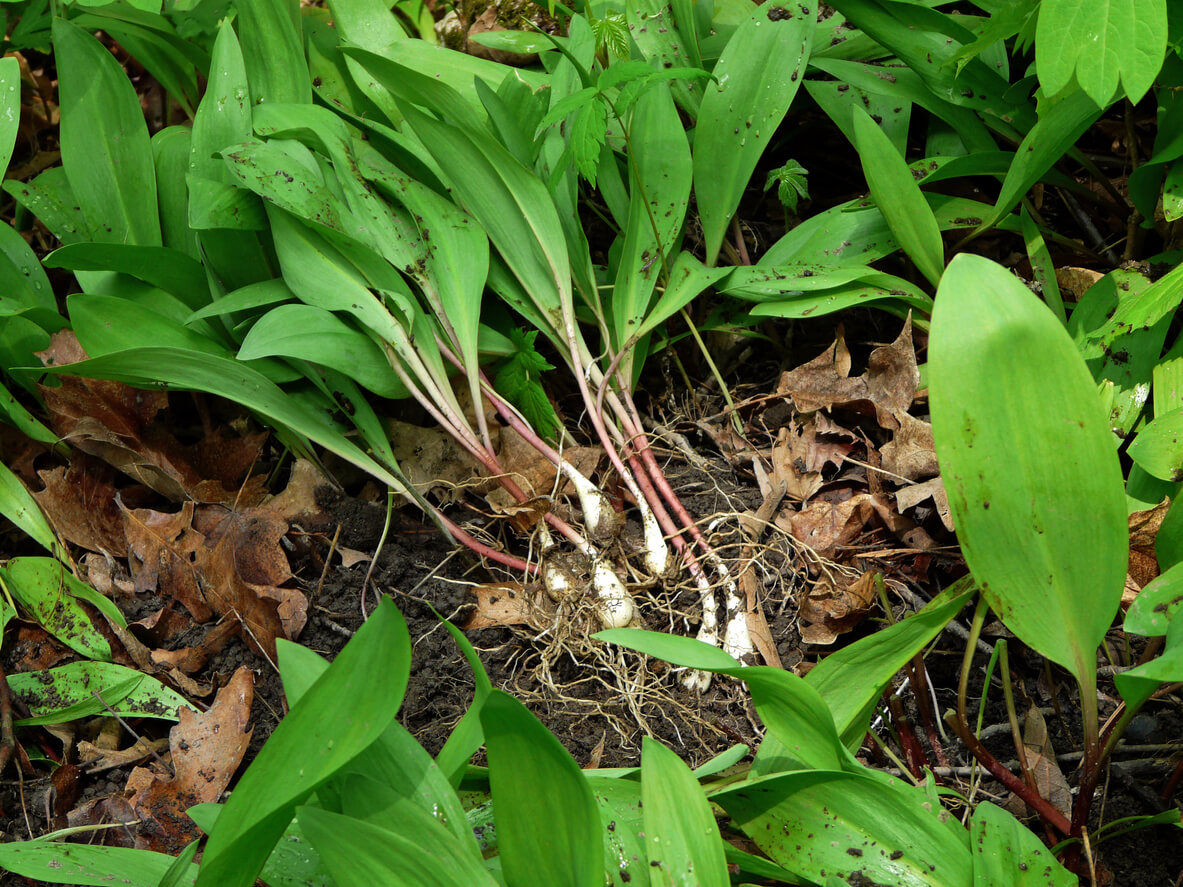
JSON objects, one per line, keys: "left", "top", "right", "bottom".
{"left": 1036, "top": 0, "right": 1166, "bottom": 105}
{"left": 970, "top": 799, "right": 1076, "bottom": 886}
{"left": 299, "top": 804, "right": 497, "bottom": 887}
{"left": 152, "top": 126, "right": 199, "bottom": 260}
{"left": 640, "top": 737, "right": 729, "bottom": 887}
{"left": 196, "top": 599, "right": 410, "bottom": 887}
{"left": 1128, "top": 408, "right": 1183, "bottom": 481}
{"left": 4, "top": 167, "right": 91, "bottom": 244}
{"left": 807, "top": 78, "right": 911, "bottom": 158}
{"left": 9, "top": 660, "right": 195, "bottom": 725}
{"left": 0, "top": 843, "right": 195, "bottom": 887}
{"left": 1114, "top": 615, "right": 1183, "bottom": 709}
{"left": 0, "top": 57, "right": 20, "bottom": 176}
{"left": 236, "top": 0, "right": 309, "bottom": 105}
{"left": 612, "top": 83, "right": 691, "bottom": 369}
{"left": 189, "top": 22, "right": 266, "bottom": 232}
{"left": 711, "top": 769, "right": 971, "bottom": 886}
{"left": 1124, "top": 560, "right": 1183, "bottom": 636}
{"left": 46, "top": 244, "right": 209, "bottom": 312}
{"left": 435, "top": 618, "right": 494, "bottom": 787}
{"left": 851, "top": 106, "right": 943, "bottom": 287}
{"left": 157, "top": 839, "right": 200, "bottom": 887}
{"left": 631, "top": 252, "right": 731, "bottom": 343}
{"left": 929, "top": 254, "right": 1127, "bottom": 687}
{"left": 481, "top": 690, "right": 603, "bottom": 887}
{"left": 693, "top": 1, "right": 815, "bottom": 263}
{"left": 1086, "top": 260, "right": 1183, "bottom": 346}
{"left": 0, "top": 459, "right": 58, "bottom": 554}
{"left": 400, "top": 104, "right": 569, "bottom": 343}
{"left": 978, "top": 90, "right": 1102, "bottom": 234}
{"left": 588, "top": 776, "right": 648, "bottom": 887}
{"left": 238, "top": 304, "right": 404, "bottom": 398}
{"left": 625, "top": 0, "right": 702, "bottom": 116}
{"left": 53, "top": 18, "right": 160, "bottom": 246}
{"left": 0, "top": 221, "right": 55, "bottom": 319}
{"left": 186, "top": 279, "right": 296, "bottom": 322}
{"left": 2, "top": 557, "right": 113, "bottom": 661}
{"left": 806, "top": 577, "right": 975, "bottom": 748}
{"left": 596, "top": 630, "right": 849, "bottom": 772}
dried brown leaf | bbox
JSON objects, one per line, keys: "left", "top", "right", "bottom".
{"left": 782, "top": 492, "right": 876, "bottom": 559}
{"left": 463, "top": 581, "right": 551, "bottom": 630}
{"left": 881, "top": 412, "right": 938, "bottom": 481}
{"left": 33, "top": 456, "right": 127, "bottom": 556}
{"left": 798, "top": 571, "right": 878, "bottom": 645}
{"left": 125, "top": 666, "right": 253, "bottom": 853}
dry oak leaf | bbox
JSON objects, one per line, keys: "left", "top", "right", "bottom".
{"left": 777, "top": 318, "right": 920, "bottom": 429}
{"left": 124, "top": 666, "right": 253, "bottom": 854}
{"left": 33, "top": 455, "right": 128, "bottom": 557}
{"left": 880, "top": 412, "right": 938, "bottom": 482}
{"left": 780, "top": 492, "right": 876, "bottom": 560}
{"left": 464, "top": 581, "right": 554, "bottom": 630}
{"left": 37, "top": 330, "right": 267, "bottom": 505}
{"left": 122, "top": 501, "right": 307, "bottom": 660}
{"left": 798, "top": 570, "right": 878, "bottom": 645}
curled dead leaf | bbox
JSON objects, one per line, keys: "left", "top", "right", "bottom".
{"left": 798, "top": 571, "right": 878, "bottom": 645}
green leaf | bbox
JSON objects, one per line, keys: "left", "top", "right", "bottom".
{"left": 711, "top": 769, "right": 971, "bottom": 886}
{"left": 851, "top": 106, "right": 944, "bottom": 287}
{"left": 238, "top": 304, "right": 405, "bottom": 399}
{"left": 626, "top": 0, "right": 702, "bottom": 117}
{"left": 53, "top": 18, "right": 159, "bottom": 246}
{"left": 480, "top": 690, "right": 603, "bottom": 887}
{"left": 1114, "top": 615, "right": 1183, "bottom": 709}
{"left": 434, "top": 618, "right": 494, "bottom": 787}
{"left": 2, "top": 557, "right": 114, "bottom": 662}
{"left": 1036, "top": 0, "right": 1166, "bottom": 105}
{"left": 1128, "top": 407, "right": 1183, "bottom": 481}
{"left": 4, "top": 168, "right": 90, "bottom": 244}
{"left": 612, "top": 83, "right": 691, "bottom": 369}
{"left": 493, "top": 328, "right": 560, "bottom": 442}
{"left": 46, "top": 244, "right": 209, "bottom": 312}
{"left": 0, "top": 459, "right": 59, "bottom": 554}
{"left": 196, "top": 598, "right": 411, "bottom": 887}
{"left": 152, "top": 126, "right": 200, "bottom": 261}
{"left": 693, "top": 1, "right": 815, "bottom": 263}
{"left": 1124, "top": 560, "right": 1183, "bottom": 636}
{"left": 236, "top": 0, "right": 310, "bottom": 105}
{"left": 640, "top": 737, "right": 729, "bottom": 887}
{"left": 929, "top": 254, "right": 1127, "bottom": 687}
{"left": 978, "top": 90, "right": 1103, "bottom": 234}
{"left": 9, "top": 660, "right": 195, "bottom": 725}
{"left": 765, "top": 159, "right": 809, "bottom": 213}
{"left": 0, "top": 843, "right": 194, "bottom": 887}
{"left": 298, "top": 804, "right": 497, "bottom": 887}
{"left": 0, "top": 57, "right": 20, "bottom": 176}
{"left": 970, "top": 799, "right": 1076, "bottom": 886}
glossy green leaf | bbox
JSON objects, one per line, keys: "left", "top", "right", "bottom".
{"left": 851, "top": 106, "right": 943, "bottom": 287}
{"left": 0, "top": 843, "right": 194, "bottom": 887}
{"left": 1114, "top": 615, "right": 1183, "bottom": 709}
{"left": 596, "top": 628, "right": 742, "bottom": 671}
{"left": 299, "top": 803, "right": 496, "bottom": 887}
{"left": 236, "top": 0, "right": 309, "bottom": 105}
{"left": 1128, "top": 407, "right": 1183, "bottom": 481}
{"left": 53, "top": 18, "right": 159, "bottom": 246}
{"left": 0, "top": 222, "right": 55, "bottom": 318}
{"left": 1087, "top": 261, "right": 1183, "bottom": 346}
{"left": 929, "top": 254, "right": 1127, "bottom": 686}
{"left": 46, "top": 244, "right": 208, "bottom": 312}
{"left": 970, "top": 799, "right": 1076, "bottom": 886}
{"left": 4, "top": 167, "right": 91, "bottom": 244}
{"left": 1125, "top": 560, "right": 1183, "bottom": 636}
{"left": 588, "top": 776, "right": 648, "bottom": 886}
{"left": 711, "top": 769, "right": 971, "bottom": 886}
{"left": 613, "top": 83, "right": 691, "bottom": 365}
{"left": 481, "top": 690, "right": 603, "bottom": 887}
{"left": 400, "top": 104, "right": 569, "bottom": 343}
{"left": 1036, "top": 0, "right": 1166, "bottom": 105}
{"left": 632, "top": 252, "right": 731, "bottom": 343}
{"left": 979, "top": 90, "right": 1103, "bottom": 234}
{"left": 626, "top": 0, "right": 702, "bottom": 117}
{"left": 693, "top": 1, "right": 815, "bottom": 263}
{"left": 2, "top": 557, "right": 113, "bottom": 662}
{"left": 187, "top": 279, "right": 296, "bottom": 322}
{"left": 196, "top": 598, "right": 410, "bottom": 887}
{"left": 641, "top": 737, "right": 729, "bottom": 887}
{"left": 9, "top": 660, "right": 195, "bottom": 725}
{"left": 239, "top": 304, "right": 403, "bottom": 398}
{"left": 806, "top": 577, "right": 975, "bottom": 748}
{"left": 0, "top": 459, "right": 58, "bottom": 554}
{"left": 435, "top": 618, "right": 494, "bottom": 787}
{"left": 0, "top": 56, "right": 20, "bottom": 176}
{"left": 152, "top": 126, "right": 199, "bottom": 260}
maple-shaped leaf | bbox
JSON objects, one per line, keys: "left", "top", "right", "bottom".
{"left": 493, "top": 329, "right": 561, "bottom": 443}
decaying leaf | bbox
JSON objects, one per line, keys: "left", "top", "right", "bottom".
{"left": 124, "top": 666, "right": 253, "bottom": 853}
{"left": 1006, "top": 706, "right": 1072, "bottom": 819}
{"left": 484, "top": 426, "right": 601, "bottom": 513}
{"left": 798, "top": 570, "right": 878, "bottom": 645}
{"left": 122, "top": 501, "right": 307, "bottom": 660}
{"left": 895, "top": 477, "right": 953, "bottom": 531}
{"left": 781, "top": 492, "right": 876, "bottom": 560}
{"left": 463, "top": 581, "right": 553, "bottom": 630}
{"left": 389, "top": 418, "right": 479, "bottom": 501}
{"left": 37, "top": 331, "right": 268, "bottom": 506}
{"left": 33, "top": 456, "right": 128, "bottom": 556}
{"left": 880, "top": 412, "right": 938, "bottom": 482}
